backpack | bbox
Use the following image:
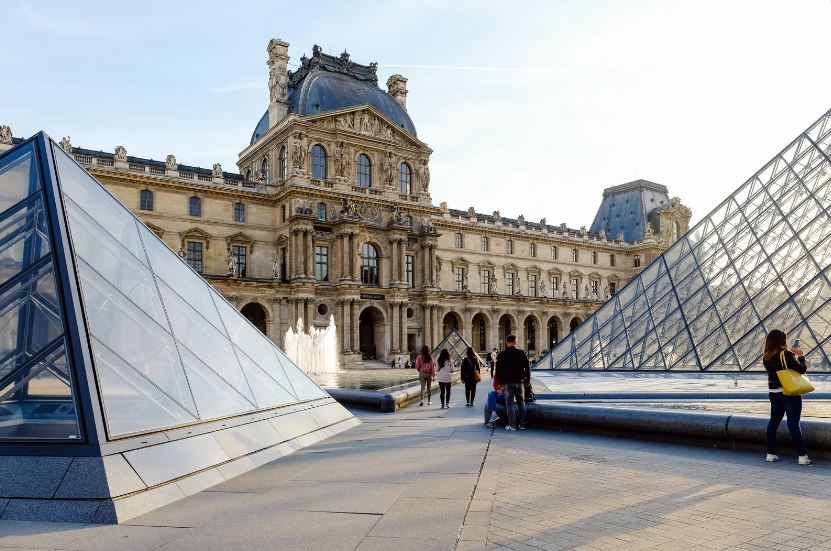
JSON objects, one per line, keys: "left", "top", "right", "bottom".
{"left": 524, "top": 383, "right": 536, "bottom": 403}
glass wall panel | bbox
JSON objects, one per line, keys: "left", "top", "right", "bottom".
{"left": 0, "top": 195, "right": 51, "bottom": 287}
{"left": 0, "top": 144, "right": 39, "bottom": 214}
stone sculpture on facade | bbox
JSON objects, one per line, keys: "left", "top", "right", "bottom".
{"left": 272, "top": 257, "right": 280, "bottom": 279}
{"left": 0, "top": 125, "right": 12, "bottom": 145}
{"left": 114, "top": 146, "right": 127, "bottom": 162}
{"left": 562, "top": 281, "right": 569, "bottom": 299}
{"left": 417, "top": 159, "right": 430, "bottom": 192}
{"left": 584, "top": 285, "right": 590, "bottom": 300}
{"left": 467, "top": 207, "right": 476, "bottom": 219}
{"left": 383, "top": 151, "right": 396, "bottom": 188}
{"left": 334, "top": 141, "right": 349, "bottom": 177}
{"left": 490, "top": 274, "right": 498, "bottom": 294}
{"left": 165, "top": 155, "right": 177, "bottom": 171}
{"left": 212, "top": 163, "right": 223, "bottom": 178}
{"left": 539, "top": 280, "right": 546, "bottom": 297}
{"left": 59, "top": 136, "right": 72, "bottom": 153}
{"left": 517, "top": 214, "right": 525, "bottom": 226}
{"left": 227, "top": 252, "right": 238, "bottom": 277}
{"left": 515, "top": 279, "right": 522, "bottom": 296}
{"left": 539, "top": 217, "right": 546, "bottom": 228}
{"left": 604, "top": 286, "right": 611, "bottom": 300}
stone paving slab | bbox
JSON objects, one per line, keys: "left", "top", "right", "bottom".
{"left": 6, "top": 379, "right": 831, "bottom": 550}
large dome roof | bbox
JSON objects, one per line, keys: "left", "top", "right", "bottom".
{"left": 251, "top": 47, "right": 417, "bottom": 144}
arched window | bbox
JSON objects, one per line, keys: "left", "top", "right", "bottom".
{"left": 139, "top": 190, "right": 153, "bottom": 211}
{"left": 399, "top": 162, "right": 412, "bottom": 194}
{"left": 279, "top": 145, "right": 287, "bottom": 182}
{"left": 245, "top": 169, "right": 251, "bottom": 181}
{"left": 317, "top": 202, "right": 327, "bottom": 221}
{"left": 572, "top": 248, "right": 578, "bottom": 263}
{"left": 312, "top": 145, "right": 327, "bottom": 179}
{"left": 360, "top": 243, "right": 379, "bottom": 285}
{"left": 188, "top": 196, "right": 201, "bottom": 217}
{"left": 233, "top": 202, "right": 245, "bottom": 223}
{"left": 261, "top": 158, "right": 270, "bottom": 185}
{"left": 357, "top": 154, "right": 372, "bottom": 187}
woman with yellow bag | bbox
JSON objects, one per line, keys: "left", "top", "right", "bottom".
{"left": 762, "top": 329, "right": 812, "bottom": 465}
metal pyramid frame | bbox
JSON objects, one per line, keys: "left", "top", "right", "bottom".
{"left": 0, "top": 134, "right": 357, "bottom": 523}
{"left": 433, "top": 329, "right": 484, "bottom": 366}
{"left": 539, "top": 109, "right": 831, "bottom": 372}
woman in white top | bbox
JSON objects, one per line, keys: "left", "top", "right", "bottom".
{"left": 436, "top": 349, "right": 454, "bottom": 409}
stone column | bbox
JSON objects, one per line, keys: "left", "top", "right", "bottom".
{"left": 431, "top": 245, "right": 438, "bottom": 288}
{"left": 306, "top": 230, "right": 314, "bottom": 278}
{"left": 389, "top": 240, "right": 397, "bottom": 283}
{"left": 399, "top": 303, "right": 406, "bottom": 354}
{"left": 434, "top": 306, "right": 441, "bottom": 346}
{"left": 390, "top": 302, "right": 399, "bottom": 352}
{"left": 349, "top": 233, "right": 357, "bottom": 279}
{"left": 338, "top": 300, "right": 350, "bottom": 352}
{"left": 305, "top": 299, "right": 313, "bottom": 330}
{"left": 399, "top": 240, "right": 406, "bottom": 286}
{"left": 351, "top": 299, "right": 360, "bottom": 351}
{"left": 278, "top": 297, "right": 288, "bottom": 347}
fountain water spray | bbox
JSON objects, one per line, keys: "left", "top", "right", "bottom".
{"left": 284, "top": 315, "right": 340, "bottom": 374}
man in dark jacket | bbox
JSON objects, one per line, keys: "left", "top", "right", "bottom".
{"left": 495, "top": 335, "right": 529, "bottom": 430}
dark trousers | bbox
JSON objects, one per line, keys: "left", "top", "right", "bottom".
{"left": 767, "top": 392, "right": 807, "bottom": 456}
{"left": 464, "top": 380, "right": 477, "bottom": 404}
{"left": 439, "top": 382, "right": 451, "bottom": 406}
{"left": 503, "top": 383, "right": 526, "bottom": 429}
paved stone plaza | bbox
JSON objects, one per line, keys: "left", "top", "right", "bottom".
{"left": 2, "top": 379, "right": 831, "bottom": 550}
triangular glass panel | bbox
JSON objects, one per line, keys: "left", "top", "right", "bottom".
{"left": 177, "top": 345, "right": 255, "bottom": 420}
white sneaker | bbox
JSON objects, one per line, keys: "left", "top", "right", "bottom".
{"left": 488, "top": 413, "right": 499, "bottom": 423}
{"left": 765, "top": 454, "right": 779, "bottom": 463}
{"left": 799, "top": 455, "right": 812, "bottom": 465}
{"left": 505, "top": 426, "right": 516, "bottom": 431}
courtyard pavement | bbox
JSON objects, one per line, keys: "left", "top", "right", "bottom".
{"left": 3, "top": 379, "right": 831, "bottom": 550}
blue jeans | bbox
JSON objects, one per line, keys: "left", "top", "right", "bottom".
{"left": 767, "top": 392, "right": 807, "bottom": 456}
{"left": 503, "top": 383, "right": 526, "bottom": 429}
{"left": 487, "top": 390, "right": 505, "bottom": 415}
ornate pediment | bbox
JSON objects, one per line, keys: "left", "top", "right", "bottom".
{"left": 180, "top": 227, "right": 212, "bottom": 249}
{"left": 527, "top": 264, "right": 543, "bottom": 275}
{"left": 452, "top": 256, "right": 471, "bottom": 267}
{"left": 226, "top": 231, "right": 255, "bottom": 252}
{"left": 306, "top": 106, "right": 427, "bottom": 149}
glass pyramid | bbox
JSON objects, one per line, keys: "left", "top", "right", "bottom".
{"left": 433, "top": 329, "right": 484, "bottom": 366}
{"left": 539, "top": 109, "right": 831, "bottom": 372}
{"left": 0, "top": 134, "right": 330, "bottom": 441}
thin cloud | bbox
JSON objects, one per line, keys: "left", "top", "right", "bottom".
{"left": 381, "top": 63, "right": 555, "bottom": 74}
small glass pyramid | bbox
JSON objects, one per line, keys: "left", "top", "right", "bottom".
{"left": 538, "top": 109, "right": 831, "bottom": 372}
{"left": 433, "top": 329, "right": 483, "bottom": 366}
{"left": 0, "top": 134, "right": 332, "bottom": 441}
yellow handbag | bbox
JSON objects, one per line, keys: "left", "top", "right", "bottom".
{"left": 777, "top": 350, "right": 815, "bottom": 396}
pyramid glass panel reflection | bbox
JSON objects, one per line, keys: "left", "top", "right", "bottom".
{"left": 537, "top": 109, "right": 831, "bottom": 372}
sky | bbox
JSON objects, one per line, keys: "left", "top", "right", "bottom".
{"left": 3, "top": 0, "right": 831, "bottom": 229}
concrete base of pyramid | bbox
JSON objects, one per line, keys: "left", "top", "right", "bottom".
{"left": 0, "top": 399, "right": 358, "bottom": 524}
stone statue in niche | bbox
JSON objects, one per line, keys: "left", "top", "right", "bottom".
{"left": 539, "top": 281, "right": 546, "bottom": 297}
{"left": 383, "top": 152, "right": 396, "bottom": 187}
{"left": 272, "top": 257, "right": 280, "bottom": 279}
{"left": 584, "top": 285, "right": 590, "bottom": 300}
{"left": 114, "top": 145, "right": 127, "bottom": 161}
{"left": 416, "top": 159, "right": 430, "bottom": 191}
{"left": 462, "top": 273, "right": 469, "bottom": 292}
{"left": 165, "top": 155, "right": 177, "bottom": 170}
{"left": 562, "top": 281, "right": 569, "bottom": 299}
{"left": 227, "top": 252, "right": 238, "bottom": 277}
{"left": 591, "top": 289, "right": 598, "bottom": 301}
{"left": 391, "top": 206, "right": 403, "bottom": 224}
{"left": 515, "top": 279, "right": 522, "bottom": 296}
{"left": 59, "top": 136, "right": 71, "bottom": 153}
{"left": 212, "top": 163, "right": 223, "bottom": 178}
{"left": 334, "top": 141, "right": 349, "bottom": 177}
{"left": 604, "top": 286, "right": 611, "bottom": 300}
{"left": 291, "top": 133, "right": 306, "bottom": 169}
{"left": 0, "top": 125, "right": 12, "bottom": 145}
{"left": 490, "top": 274, "right": 498, "bottom": 294}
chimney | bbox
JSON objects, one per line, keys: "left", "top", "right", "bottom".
{"left": 266, "top": 38, "right": 290, "bottom": 129}
{"left": 386, "top": 74, "right": 408, "bottom": 110}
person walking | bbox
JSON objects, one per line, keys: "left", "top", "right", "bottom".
{"left": 460, "top": 347, "right": 481, "bottom": 407}
{"left": 762, "top": 329, "right": 810, "bottom": 465}
{"left": 495, "top": 335, "right": 529, "bottom": 431}
{"left": 415, "top": 346, "right": 436, "bottom": 407}
{"left": 436, "top": 349, "right": 454, "bottom": 409}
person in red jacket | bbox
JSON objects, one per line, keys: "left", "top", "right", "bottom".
{"left": 486, "top": 373, "right": 505, "bottom": 427}
{"left": 415, "top": 345, "right": 436, "bottom": 407}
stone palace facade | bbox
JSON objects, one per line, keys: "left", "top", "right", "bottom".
{"left": 0, "top": 39, "right": 692, "bottom": 366}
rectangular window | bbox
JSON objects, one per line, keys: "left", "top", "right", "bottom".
{"left": 314, "top": 245, "right": 329, "bottom": 282}
{"left": 231, "top": 245, "right": 247, "bottom": 277}
{"left": 529, "top": 243, "right": 536, "bottom": 257}
{"left": 454, "top": 266, "right": 466, "bottom": 292}
{"left": 506, "top": 272, "right": 515, "bottom": 295}
{"left": 139, "top": 190, "right": 153, "bottom": 211}
{"left": 281, "top": 204, "right": 286, "bottom": 223}
{"left": 233, "top": 202, "right": 245, "bottom": 223}
{"left": 529, "top": 274, "right": 537, "bottom": 297}
{"left": 317, "top": 203, "right": 327, "bottom": 221}
{"left": 188, "top": 196, "right": 201, "bottom": 217}
{"left": 572, "top": 248, "right": 578, "bottom": 263}
{"left": 481, "top": 269, "right": 491, "bottom": 294}
{"left": 507, "top": 240, "right": 513, "bottom": 255}
{"left": 552, "top": 245, "right": 558, "bottom": 260}
{"left": 455, "top": 233, "right": 463, "bottom": 248}
{"left": 482, "top": 235, "right": 489, "bottom": 252}
{"left": 610, "top": 253, "right": 615, "bottom": 267}
{"left": 406, "top": 255, "right": 414, "bottom": 288}
{"left": 610, "top": 282, "right": 617, "bottom": 295}
{"left": 571, "top": 277, "right": 579, "bottom": 299}
{"left": 634, "top": 255, "right": 641, "bottom": 267}
{"left": 592, "top": 251, "right": 598, "bottom": 265}
{"left": 551, "top": 276, "right": 560, "bottom": 294}
{"left": 591, "top": 280, "right": 598, "bottom": 297}
{"left": 186, "top": 241, "right": 203, "bottom": 274}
